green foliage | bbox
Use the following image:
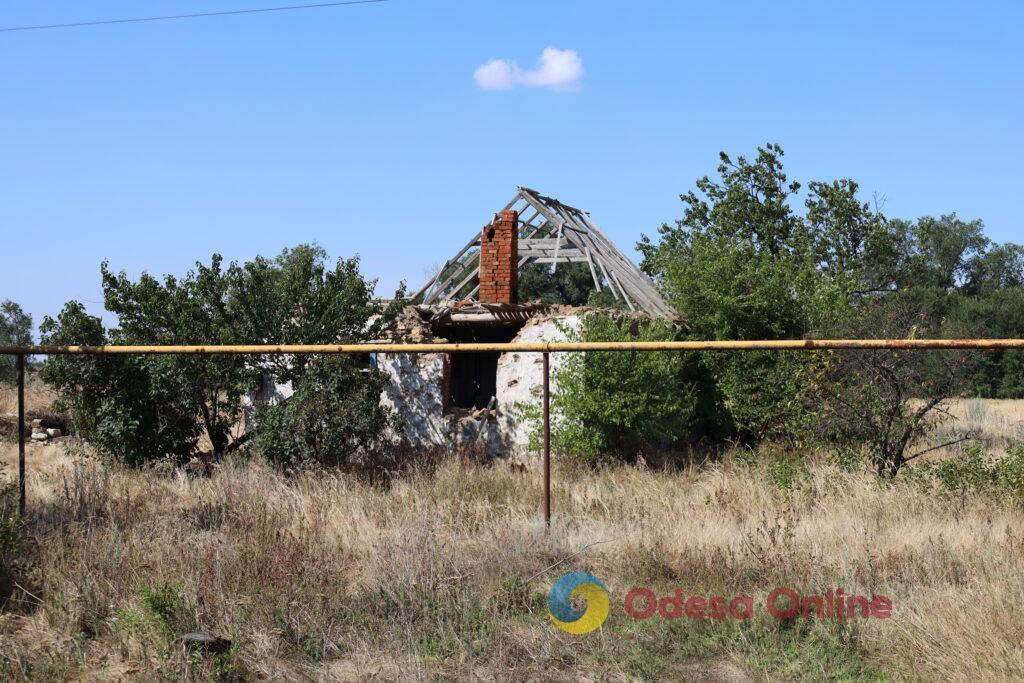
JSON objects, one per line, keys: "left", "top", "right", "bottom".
{"left": 517, "top": 262, "right": 594, "bottom": 305}
{"left": 586, "top": 287, "right": 629, "bottom": 309}
{"left": 545, "top": 314, "right": 720, "bottom": 463}
{"left": 41, "top": 245, "right": 402, "bottom": 467}
{"left": 638, "top": 144, "right": 846, "bottom": 442}
{"left": 900, "top": 214, "right": 988, "bottom": 291}
{"left": 810, "top": 289, "right": 967, "bottom": 477}
{"left": 40, "top": 302, "right": 201, "bottom": 466}
{"left": 139, "top": 580, "right": 190, "bottom": 635}
{"left": 254, "top": 356, "right": 398, "bottom": 471}
{"left": 634, "top": 142, "right": 1024, "bottom": 464}
{"left": 0, "top": 300, "right": 32, "bottom": 382}
{"left": 919, "top": 442, "right": 1024, "bottom": 502}
{"left": 226, "top": 245, "right": 404, "bottom": 384}
{"left": 944, "top": 288, "right": 1024, "bottom": 397}
{"left": 100, "top": 255, "right": 251, "bottom": 456}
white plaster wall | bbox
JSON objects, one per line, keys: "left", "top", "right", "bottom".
{"left": 378, "top": 313, "right": 581, "bottom": 457}
{"left": 495, "top": 314, "right": 580, "bottom": 455}
{"left": 377, "top": 352, "right": 449, "bottom": 448}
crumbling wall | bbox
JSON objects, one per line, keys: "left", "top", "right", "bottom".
{"left": 379, "top": 309, "right": 582, "bottom": 457}
{"left": 378, "top": 351, "right": 448, "bottom": 447}
{"left": 378, "top": 351, "right": 514, "bottom": 455}
{"left": 495, "top": 313, "right": 580, "bottom": 455}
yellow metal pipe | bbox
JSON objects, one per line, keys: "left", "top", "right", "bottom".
{"left": 3, "top": 339, "right": 1024, "bottom": 355}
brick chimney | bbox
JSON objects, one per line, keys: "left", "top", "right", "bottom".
{"left": 478, "top": 209, "right": 518, "bottom": 304}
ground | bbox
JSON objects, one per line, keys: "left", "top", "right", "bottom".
{"left": 0, "top": 386, "right": 1023, "bottom": 681}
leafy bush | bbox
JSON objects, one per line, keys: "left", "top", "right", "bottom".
{"left": 543, "top": 314, "right": 724, "bottom": 464}
{"left": 810, "top": 289, "right": 969, "bottom": 477}
{"left": 40, "top": 245, "right": 402, "bottom": 467}
{"left": 915, "top": 442, "right": 1024, "bottom": 502}
{"left": 254, "top": 356, "right": 399, "bottom": 471}
{"left": 40, "top": 302, "right": 201, "bottom": 466}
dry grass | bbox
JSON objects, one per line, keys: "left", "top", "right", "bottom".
{"left": 0, "top": 381, "right": 56, "bottom": 419}
{"left": 0, "top": 437, "right": 1021, "bottom": 681}
{"left": 938, "top": 398, "right": 1024, "bottom": 452}
{"left": 1, "top": 394, "right": 1023, "bottom": 680}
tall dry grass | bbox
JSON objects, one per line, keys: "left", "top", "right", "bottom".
{"left": 0, "top": 382, "right": 56, "bottom": 419}
{"left": 0, "top": 435, "right": 1022, "bottom": 681}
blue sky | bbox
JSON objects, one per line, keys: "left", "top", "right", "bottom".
{"left": 2, "top": 1, "right": 1022, "bottom": 332}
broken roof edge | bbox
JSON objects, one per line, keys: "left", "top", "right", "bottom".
{"left": 416, "top": 186, "right": 678, "bottom": 319}
{"left": 384, "top": 301, "right": 686, "bottom": 344}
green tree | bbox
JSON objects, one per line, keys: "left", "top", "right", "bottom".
{"left": 41, "top": 245, "right": 402, "bottom": 466}
{"left": 639, "top": 144, "right": 841, "bottom": 441}
{"left": 804, "top": 179, "right": 905, "bottom": 294}
{"left": 944, "top": 288, "right": 1024, "bottom": 397}
{"left": 100, "top": 255, "right": 250, "bottom": 456}
{"left": 226, "top": 245, "right": 404, "bottom": 384}
{"left": 961, "top": 243, "right": 1024, "bottom": 296}
{"left": 900, "top": 214, "right": 988, "bottom": 292}
{"left": 0, "top": 301, "right": 32, "bottom": 382}
{"left": 812, "top": 290, "right": 969, "bottom": 477}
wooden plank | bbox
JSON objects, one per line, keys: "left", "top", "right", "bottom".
{"left": 571, "top": 217, "right": 667, "bottom": 315}
{"left": 585, "top": 248, "right": 601, "bottom": 291}
{"left": 518, "top": 248, "right": 584, "bottom": 259}
{"left": 592, "top": 252, "right": 622, "bottom": 301}
{"left": 577, "top": 212, "right": 674, "bottom": 316}
{"left": 532, "top": 257, "right": 589, "bottom": 264}
{"left": 612, "top": 271, "right": 637, "bottom": 311}
{"left": 415, "top": 235, "right": 481, "bottom": 301}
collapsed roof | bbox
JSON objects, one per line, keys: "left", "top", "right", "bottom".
{"left": 412, "top": 187, "right": 676, "bottom": 318}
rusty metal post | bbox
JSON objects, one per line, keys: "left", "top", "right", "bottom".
{"left": 17, "top": 353, "right": 25, "bottom": 516}
{"left": 542, "top": 351, "right": 550, "bottom": 528}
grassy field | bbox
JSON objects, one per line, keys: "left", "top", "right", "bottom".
{"left": 1, "top": 389, "right": 1023, "bottom": 681}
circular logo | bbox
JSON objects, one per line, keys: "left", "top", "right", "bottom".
{"left": 547, "top": 571, "right": 610, "bottom": 634}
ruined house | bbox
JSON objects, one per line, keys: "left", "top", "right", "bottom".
{"left": 379, "top": 187, "right": 675, "bottom": 456}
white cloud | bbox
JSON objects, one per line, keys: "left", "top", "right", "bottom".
{"left": 474, "top": 47, "right": 583, "bottom": 91}
{"left": 473, "top": 59, "right": 516, "bottom": 90}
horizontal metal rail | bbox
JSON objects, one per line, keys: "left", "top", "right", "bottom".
{"left": 6, "top": 338, "right": 1019, "bottom": 522}
{"left": 3, "top": 339, "right": 1024, "bottom": 355}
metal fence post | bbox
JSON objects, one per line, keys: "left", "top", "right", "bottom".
{"left": 542, "top": 351, "right": 550, "bottom": 528}
{"left": 17, "top": 353, "right": 25, "bottom": 516}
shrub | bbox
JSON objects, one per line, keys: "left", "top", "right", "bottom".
{"left": 544, "top": 314, "right": 724, "bottom": 464}
{"left": 40, "top": 302, "right": 201, "bottom": 466}
{"left": 917, "top": 442, "right": 1024, "bottom": 502}
{"left": 254, "top": 356, "right": 399, "bottom": 471}
{"left": 811, "top": 289, "right": 969, "bottom": 477}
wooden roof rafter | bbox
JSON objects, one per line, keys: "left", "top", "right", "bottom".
{"left": 415, "top": 187, "right": 676, "bottom": 318}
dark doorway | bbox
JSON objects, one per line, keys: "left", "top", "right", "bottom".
{"left": 444, "top": 326, "right": 521, "bottom": 411}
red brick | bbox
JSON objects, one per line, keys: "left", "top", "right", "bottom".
{"left": 478, "top": 210, "right": 518, "bottom": 304}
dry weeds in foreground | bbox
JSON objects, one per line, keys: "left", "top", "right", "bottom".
{"left": 0, "top": 439, "right": 1022, "bottom": 681}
